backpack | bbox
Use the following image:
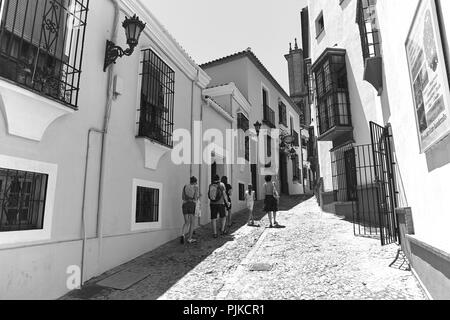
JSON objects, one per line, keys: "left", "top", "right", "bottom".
{"left": 183, "top": 185, "right": 195, "bottom": 202}
{"left": 208, "top": 183, "right": 223, "bottom": 202}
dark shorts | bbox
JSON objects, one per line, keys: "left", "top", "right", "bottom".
{"left": 264, "top": 195, "right": 278, "bottom": 212}
{"left": 210, "top": 204, "right": 226, "bottom": 220}
{"left": 182, "top": 202, "right": 196, "bottom": 215}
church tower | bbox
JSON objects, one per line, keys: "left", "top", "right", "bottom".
{"left": 285, "top": 38, "right": 310, "bottom": 127}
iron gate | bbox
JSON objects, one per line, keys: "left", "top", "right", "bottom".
{"left": 370, "top": 122, "right": 399, "bottom": 246}
{"left": 331, "top": 122, "right": 399, "bottom": 246}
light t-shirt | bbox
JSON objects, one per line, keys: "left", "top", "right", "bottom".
{"left": 245, "top": 191, "right": 255, "bottom": 206}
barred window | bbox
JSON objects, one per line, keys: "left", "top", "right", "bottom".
{"left": 238, "top": 183, "right": 245, "bottom": 201}
{"left": 237, "top": 113, "right": 250, "bottom": 161}
{"left": 237, "top": 113, "right": 249, "bottom": 132}
{"left": 138, "top": 49, "right": 175, "bottom": 148}
{"left": 0, "top": 0, "right": 89, "bottom": 108}
{"left": 135, "top": 186, "right": 159, "bottom": 224}
{"left": 279, "top": 101, "right": 287, "bottom": 127}
{"left": 262, "top": 88, "right": 268, "bottom": 107}
{"left": 356, "top": 0, "right": 381, "bottom": 60}
{"left": 0, "top": 168, "right": 48, "bottom": 232}
{"left": 292, "top": 154, "right": 300, "bottom": 181}
{"left": 293, "top": 130, "right": 300, "bottom": 147}
{"left": 265, "top": 135, "right": 272, "bottom": 168}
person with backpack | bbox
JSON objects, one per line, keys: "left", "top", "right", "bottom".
{"left": 263, "top": 175, "right": 280, "bottom": 228}
{"left": 221, "top": 176, "right": 233, "bottom": 232}
{"left": 181, "top": 176, "right": 199, "bottom": 244}
{"left": 209, "top": 174, "right": 229, "bottom": 238}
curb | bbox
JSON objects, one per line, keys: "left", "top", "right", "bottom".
{"left": 215, "top": 222, "right": 272, "bottom": 300}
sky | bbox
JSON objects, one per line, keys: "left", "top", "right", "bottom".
{"left": 144, "top": 0, "right": 307, "bottom": 93}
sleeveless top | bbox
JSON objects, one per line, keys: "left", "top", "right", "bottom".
{"left": 264, "top": 182, "right": 278, "bottom": 198}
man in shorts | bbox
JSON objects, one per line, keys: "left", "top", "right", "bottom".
{"left": 209, "top": 175, "right": 229, "bottom": 238}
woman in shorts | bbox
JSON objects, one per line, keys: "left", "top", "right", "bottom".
{"left": 181, "top": 176, "right": 199, "bottom": 244}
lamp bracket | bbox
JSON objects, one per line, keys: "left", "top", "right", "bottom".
{"left": 103, "top": 40, "right": 135, "bottom": 72}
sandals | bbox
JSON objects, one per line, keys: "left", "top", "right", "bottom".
{"left": 213, "top": 234, "right": 218, "bottom": 239}
{"left": 187, "top": 239, "right": 197, "bottom": 244}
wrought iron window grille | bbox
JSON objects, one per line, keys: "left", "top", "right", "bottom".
{"left": 278, "top": 101, "right": 287, "bottom": 126}
{"left": 0, "top": 168, "right": 48, "bottom": 232}
{"left": 237, "top": 113, "right": 250, "bottom": 161}
{"left": 356, "top": 0, "right": 381, "bottom": 60}
{"left": 0, "top": 0, "right": 90, "bottom": 109}
{"left": 135, "top": 186, "right": 159, "bottom": 223}
{"left": 137, "top": 48, "right": 175, "bottom": 148}
{"left": 238, "top": 183, "right": 245, "bottom": 201}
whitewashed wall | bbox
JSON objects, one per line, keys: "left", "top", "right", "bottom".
{"left": 377, "top": 0, "right": 450, "bottom": 253}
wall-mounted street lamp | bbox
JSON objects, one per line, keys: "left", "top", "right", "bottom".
{"left": 283, "top": 135, "right": 295, "bottom": 145}
{"left": 103, "top": 14, "right": 146, "bottom": 71}
{"left": 254, "top": 121, "right": 262, "bottom": 137}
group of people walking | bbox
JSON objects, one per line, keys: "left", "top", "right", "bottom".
{"left": 180, "top": 174, "right": 280, "bottom": 244}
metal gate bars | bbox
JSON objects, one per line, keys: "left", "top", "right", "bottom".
{"left": 330, "top": 122, "right": 399, "bottom": 246}
{"left": 370, "top": 121, "right": 399, "bottom": 246}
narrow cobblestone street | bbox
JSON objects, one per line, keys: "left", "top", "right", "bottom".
{"left": 63, "top": 196, "right": 427, "bottom": 300}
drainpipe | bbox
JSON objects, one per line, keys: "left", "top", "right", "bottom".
{"left": 190, "top": 69, "right": 200, "bottom": 177}
{"left": 80, "top": 0, "right": 119, "bottom": 286}
{"left": 198, "top": 94, "right": 205, "bottom": 226}
{"left": 230, "top": 91, "right": 234, "bottom": 187}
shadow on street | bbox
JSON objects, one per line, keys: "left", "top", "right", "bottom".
{"left": 62, "top": 195, "right": 312, "bottom": 300}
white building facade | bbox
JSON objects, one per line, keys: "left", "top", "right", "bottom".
{"left": 0, "top": 0, "right": 211, "bottom": 299}
{"left": 303, "top": 0, "right": 450, "bottom": 299}
{"left": 200, "top": 50, "right": 306, "bottom": 201}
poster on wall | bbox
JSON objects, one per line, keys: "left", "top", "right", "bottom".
{"left": 405, "top": 0, "right": 450, "bottom": 153}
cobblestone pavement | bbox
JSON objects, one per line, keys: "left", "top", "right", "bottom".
{"left": 63, "top": 196, "right": 427, "bottom": 300}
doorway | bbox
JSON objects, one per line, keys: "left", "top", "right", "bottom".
{"left": 279, "top": 152, "right": 289, "bottom": 195}
{"left": 251, "top": 164, "right": 258, "bottom": 200}
{"left": 211, "top": 161, "right": 225, "bottom": 183}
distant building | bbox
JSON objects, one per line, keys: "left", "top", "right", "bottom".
{"left": 200, "top": 49, "right": 307, "bottom": 198}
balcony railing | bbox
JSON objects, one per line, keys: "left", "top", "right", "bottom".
{"left": 263, "top": 105, "right": 276, "bottom": 128}
{"left": 0, "top": 0, "right": 89, "bottom": 109}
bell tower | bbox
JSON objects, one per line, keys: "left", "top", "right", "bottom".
{"left": 285, "top": 38, "right": 310, "bottom": 126}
